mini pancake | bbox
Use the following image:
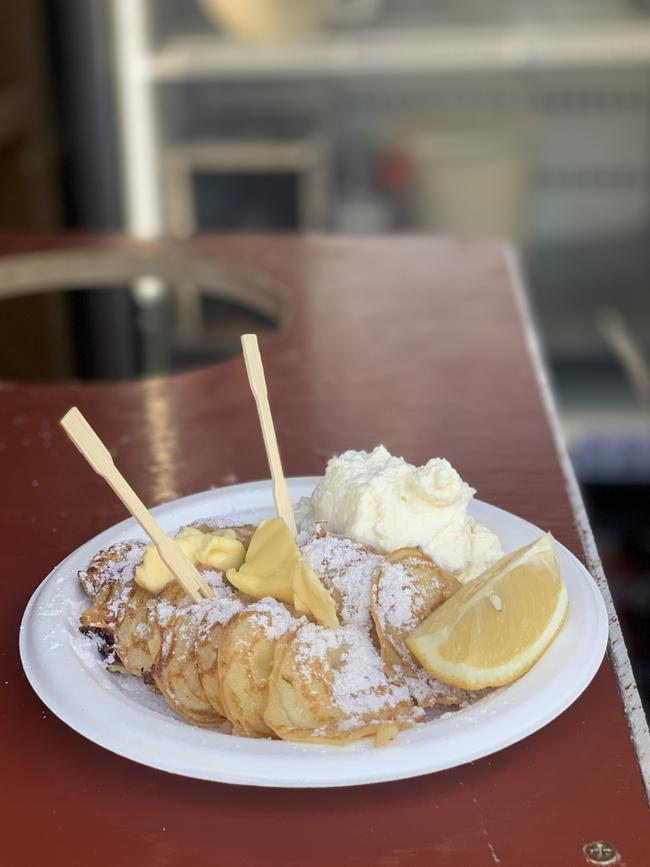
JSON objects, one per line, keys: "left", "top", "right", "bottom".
{"left": 146, "top": 582, "right": 191, "bottom": 667}
{"left": 78, "top": 540, "right": 145, "bottom": 605}
{"left": 264, "top": 623, "right": 417, "bottom": 745}
{"left": 371, "top": 549, "right": 488, "bottom": 708}
{"left": 371, "top": 548, "right": 461, "bottom": 677}
{"left": 193, "top": 593, "right": 249, "bottom": 717}
{"left": 140, "top": 522, "right": 260, "bottom": 675}
{"left": 78, "top": 542, "right": 147, "bottom": 670}
{"left": 217, "top": 599, "right": 300, "bottom": 738}
{"left": 299, "top": 534, "right": 381, "bottom": 634}
{"left": 151, "top": 602, "right": 223, "bottom": 727}
{"left": 111, "top": 583, "right": 155, "bottom": 676}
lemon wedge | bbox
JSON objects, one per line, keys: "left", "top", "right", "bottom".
{"left": 406, "top": 533, "right": 568, "bottom": 690}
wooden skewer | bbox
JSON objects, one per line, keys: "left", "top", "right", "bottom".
{"left": 241, "top": 334, "right": 297, "bottom": 536}
{"left": 60, "top": 407, "right": 213, "bottom": 604}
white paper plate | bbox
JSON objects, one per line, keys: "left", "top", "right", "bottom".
{"left": 20, "top": 477, "right": 608, "bottom": 788}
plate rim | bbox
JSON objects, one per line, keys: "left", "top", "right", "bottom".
{"left": 19, "top": 477, "right": 609, "bottom": 788}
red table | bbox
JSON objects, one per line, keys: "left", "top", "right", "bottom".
{"left": 1, "top": 234, "right": 648, "bottom": 866}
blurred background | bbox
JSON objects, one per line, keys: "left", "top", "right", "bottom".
{"left": 0, "top": 0, "right": 649, "bottom": 714}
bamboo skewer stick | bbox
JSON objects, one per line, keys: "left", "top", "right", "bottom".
{"left": 60, "top": 407, "right": 213, "bottom": 603}
{"left": 241, "top": 334, "right": 297, "bottom": 536}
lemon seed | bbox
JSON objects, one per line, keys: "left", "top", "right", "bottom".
{"left": 489, "top": 593, "right": 503, "bottom": 611}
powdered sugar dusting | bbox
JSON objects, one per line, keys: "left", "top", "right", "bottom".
{"left": 201, "top": 569, "right": 233, "bottom": 597}
{"left": 79, "top": 540, "right": 144, "bottom": 600}
{"left": 294, "top": 623, "right": 411, "bottom": 723}
{"left": 374, "top": 561, "right": 421, "bottom": 631}
{"left": 106, "top": 581, "right": 133, "bottom": 619}
{"left": 374, "top": 558, "right": 444, "bottom": 634}
{"left": 187, "top": 517, "right": 242, "bottom": 531}
{"left": 198, "top": 596, "right": 245, "bottom": 634}
{"left": 300, "top": 535, "right": 381, "bottom": 632}
{"left": 161, "top": 630, "right": 173, "bottom": 658}
{"left": 152, "top": 599, "right": 176, "bottom": 627}
{"left": 394, "top": 663, "right": 479, "bottom": 709}
{"left": 247, "top": 597, "right": 301, "bottom": 640}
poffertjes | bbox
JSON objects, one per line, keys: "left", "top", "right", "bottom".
{"left": 79, "top": 541, "right": 149, "bottom": 674}
{"left": 149, "top": 561, "right": 252, "bottom": 723}
{"left": 264, "top": 622, "right": 418, "bottom": 745}
{"left": 113, "top": 583, "right": 156, "bottom": 676}
{"left": 369, "top": 548, "right": 481, "bottom": 708}
{"left": 78, "top": 540, "right": 146, "bottom": 606}
{"left": 77, "top": 522, "right": 488, "bottom": 746}
{"left": 299, "top": 534, "right": 382, "bottom": 634}
{"left": 193, "top": 593, "right": 249, "bottom": 717}
{"left": 146, "top": 582, "right": 189, "bottom": 671}
{"left": 152, "top": 601, "right": 223, "bottom": 726}
{"left": 217, "top": 600, "right": 301, "bottom": 737}
{"left": 371, "top": 547, "right": 461, "bottom": 677}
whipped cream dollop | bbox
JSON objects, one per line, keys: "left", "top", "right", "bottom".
{"left": 297, "top": 446, "right": 502, "bottom": 582}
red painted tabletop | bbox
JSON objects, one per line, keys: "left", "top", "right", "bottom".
{"left": 1, "top": 234, "right": 648, "bottom": 867}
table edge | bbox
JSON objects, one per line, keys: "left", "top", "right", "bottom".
{"left": 504, "top": 245, "right": 650, "bottom": 801}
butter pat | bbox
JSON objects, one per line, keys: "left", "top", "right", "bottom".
{"left": 135, "top": 526, "right": 245, "bottom": 594}
{"left": 226, "top": 517, "right": 296, "bottom": 603}
{"left": 227, "top": 517, "right": 339, "bottom": 628}
{"left": 293, "top": 559, "right": 339, "bottom": 630}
